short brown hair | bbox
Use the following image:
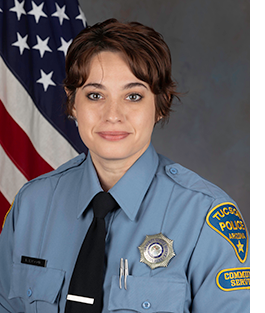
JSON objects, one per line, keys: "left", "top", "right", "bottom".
{"left": 64, "top": 18, "right": 180, "bottom": 124}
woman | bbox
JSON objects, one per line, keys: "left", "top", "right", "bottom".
{"left": 0, "top": 19, "right": 249, "bottom": 313}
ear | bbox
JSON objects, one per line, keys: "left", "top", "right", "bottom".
{"left": 71, "top": 105, "right": 77, "bottom": 119}
{"left": 156, "top": 115, "right": 163, "bottom": 123}
{"left": 64, "top": 86, "right": 70, "bottom": 97}
{"left": 65, "top": 87, "right": 77, "bottom": 119}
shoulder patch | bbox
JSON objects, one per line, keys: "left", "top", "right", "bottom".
{"left": 216, "top": 267, "right": 250, "bottom": 291}
{"left": 206, "top": 202, "right": 248, "bottom": 263}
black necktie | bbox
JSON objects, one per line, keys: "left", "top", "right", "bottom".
{"left": 65, "top": 192, "right": 118, "bottom": 313}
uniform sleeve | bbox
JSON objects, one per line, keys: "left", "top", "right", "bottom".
{"left": 187, "top": 199, "right": 250, "bottom": 313}
{"left": 0, "top": 195, "right": 24, "bottom": 313}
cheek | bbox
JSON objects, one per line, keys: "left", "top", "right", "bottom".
{"left": 75, "top": 104, "right": 99, "bottom": 124}
{"left": 75, "top": 111, "right": 99, "bottom": 141}
{"left": 133, "top": 109, "right": 156, "bottom": 134}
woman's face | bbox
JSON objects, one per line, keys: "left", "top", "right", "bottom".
{"left": 72, "top": 51, "right": 156, "bottom": 166}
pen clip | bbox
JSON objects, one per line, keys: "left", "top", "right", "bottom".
{"left": 119, "top": 258, "right": 129, "bottom": 290}
{"left": 124, "top": 259, "right": 129, "bottom": 290}
{"left": 119, "top": 258, "right": 124, "bottom": 289}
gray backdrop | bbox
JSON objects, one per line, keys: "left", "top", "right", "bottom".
{"left": 78, "top": 0, "right": 250, "bottom": 230}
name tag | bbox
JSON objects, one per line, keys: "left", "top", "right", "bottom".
{"left": 21, "top": 255, "right": 47, "bottom": 267}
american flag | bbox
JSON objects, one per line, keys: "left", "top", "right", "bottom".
{"left": 0, "top": 0, "right": 87, "bottom": 230}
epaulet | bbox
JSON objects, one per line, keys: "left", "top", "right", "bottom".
{"left": 28, "top": 153, "right": 86, "bottom": 182}
{"left": 164, "top": 162, "right": 229, "bottom": 199}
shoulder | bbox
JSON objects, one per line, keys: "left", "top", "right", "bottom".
{"left": 156, "top": 153, "right": 231, "bottom": 201}
{"left": 155, "top": 153, "right": 249, "bottom": 266}
{"left": 17, "top": 153, "right": 87, "bottom": 199}
{"left": 156, "top": 153, "right": 249, "bottom": 264}
{"left": 155, "top": 153, "right": 242, "bottom": 232}
{"left": 36, "top": 153, "right": 86, "bottom": 179}
{"left": 2, "top": 154, "right": 87, "bottom": 231}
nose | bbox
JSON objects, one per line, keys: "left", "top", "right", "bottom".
{"left": 104, "top": 101, "right": 124, "bottom": 123}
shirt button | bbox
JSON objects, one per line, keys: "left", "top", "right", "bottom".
{"left": 27, "top": 288, "right": 32, "bottom": 297}
{"left": 142, "top": 301, "right": 151, "bottom": 309}
{"left": 169, "top": 167, "right": 178, "bottom": 175}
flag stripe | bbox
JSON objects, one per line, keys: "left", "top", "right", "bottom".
{"left": 0, "top": 57, "right": 78, "bottom": 169}
{"left": 0, "top": 144, "right": 27, "bottom": 203}
{"left": 0, "top": 191, "right": 10, "bottom": 229}
{"left": 0, "top": 99, "right": 54, "bottom": 180}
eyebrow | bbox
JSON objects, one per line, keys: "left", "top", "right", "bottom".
{"left": 123, "top": 82, "right": 148, "bottom": 90}
{"left": 82, "top": 83, "right": 106, "bottom": 90}
{"left": 82, "top": 82, "right": 148, "bottom": 90}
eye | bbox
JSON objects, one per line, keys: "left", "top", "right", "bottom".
{"left": 126, "top": 93, "right": 143, "bottom": 102}
{"left": 86, "top": 93, "right": 103, "bottom": 101}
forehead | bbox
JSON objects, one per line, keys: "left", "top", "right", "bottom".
{"left": 86, "top": 51, "right": 138, "bottom": 82}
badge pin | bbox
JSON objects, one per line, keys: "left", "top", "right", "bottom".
{"left": 138, "top": 233, "right": 175, "bottom": 269}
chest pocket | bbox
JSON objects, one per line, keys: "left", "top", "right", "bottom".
{"left": 108, "top": 275, "right": 186, "bottom": 313}
{"left": 8, "top": 263, "right": 65, "bottom": 313}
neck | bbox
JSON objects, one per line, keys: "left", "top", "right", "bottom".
{"left": 90, "top": 155, "right": 132, "bottom": 191}
{"left": 90, "top": 145, "right": 149, "bottom": 191}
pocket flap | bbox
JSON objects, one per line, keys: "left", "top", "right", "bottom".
{"left": 9, "top": 263, "right": 65, "bottom": 304}
{"left": 108, "top": 275, "right": 186, "bottom": 313}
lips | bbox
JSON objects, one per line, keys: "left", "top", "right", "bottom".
{"left": 97, "top": 131, "right": 130, "bottom": 141}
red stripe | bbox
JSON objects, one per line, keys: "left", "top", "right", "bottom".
{"left": 0, "top": 99, "right": 54, "bottom": 180}
{"left": 0, "top": 191, "right": 11, "bottom": 233}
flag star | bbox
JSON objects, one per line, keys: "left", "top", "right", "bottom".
{"left": 52, "top": 3, "right": 69, "bottom": 25}
{"left": 12, "top": 32, "right": 30, "bottom": 55}
{"left": 37, "top": 70, "right": 56, "bottom": 91}
{"left": 0, "top": 8, "right": 3, "bottom": 13}
{"left": 10, "top": 0, "right": 26, "bottom": 21}
{"left": 33, "top": 35, "right": 52, "bottom": 58}
{"left": 75, "top": 6, "right": 86, "bottom": 27}
{"left": 58, "top": 37, "right": 72, "bottom": 57}
{"left": 28, "top": 1, "right": 47, "bottom": 23}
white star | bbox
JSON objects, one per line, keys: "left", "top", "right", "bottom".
{"left": 33, "top": 35, "right": 52, "bottom": 58}
{"left": 58, "top": 37, "right": 72, "bottom": 57}
{"left": 12, "top": 32, "right": 30, "bottom": 55}
{"left": 28, "top": 1, "right": 47, "bottom": 23}
{"left": 75, "top": 6, "right": 86, "bottom": 27}
{"left": 37, "top": 70, "right": 56, "bottom": 91}
{"left": 51, "top": 3, "right": 69, "bottom": 25}
{"left": 0, "top": 8, "right": 3, "bottom": 13}
{"left": 10, "top": 0, "right": 26, "bottom": 21}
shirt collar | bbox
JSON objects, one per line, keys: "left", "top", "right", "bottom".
{"left": 109, "top": 144, "right": 159, "bottom": 221}
{"left": 76, "top": 143, "right": 159, "bottom": 220}
{"left": 76, "top": 153, "right": 103, "bottom": 218}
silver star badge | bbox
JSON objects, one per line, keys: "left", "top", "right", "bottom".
{"left": 138, "top": 233, "right": 176, "bottom": 270}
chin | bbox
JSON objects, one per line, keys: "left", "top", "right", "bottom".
{"left": 87, "top": 139, "right": 150, "bottom": 163}
{"left": 98, "top": 149, "right": 133, "bottom": 161}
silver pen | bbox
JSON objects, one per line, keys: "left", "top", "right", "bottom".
{"left": 119, "top": 258, "right": 124, "bottom": 289}
{"left": 124, "top": 259, "right": 129, "bottom": 290}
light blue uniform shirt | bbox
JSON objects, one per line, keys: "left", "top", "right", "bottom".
{"left": 0, "top": 144, "right": 250, "bottom": 313}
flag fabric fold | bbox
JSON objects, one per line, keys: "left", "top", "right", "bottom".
{"left": 0, "top": 0, "right": 87, "bottom": 229}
